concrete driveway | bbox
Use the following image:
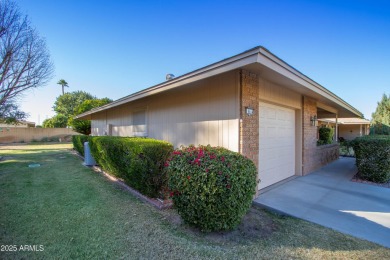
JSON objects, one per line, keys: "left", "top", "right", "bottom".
{"left": 254, "top": 157, "right": 390, "bottom": 248}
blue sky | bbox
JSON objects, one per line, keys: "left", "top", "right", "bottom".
{"left": 16, "top": 0, "right": 390, "bottom": 123}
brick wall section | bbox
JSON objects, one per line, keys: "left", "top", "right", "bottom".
{"left": 239, "top": 70, "right": 259, "bottom": 190}
{"left": 302, "top": 96, "right": 318, "bottom": 174}
{"left": 302, "top": 96, "right": 339, "bottom": 174}
{"left": 316, "top": 144, "right": 339, "bottom": 166}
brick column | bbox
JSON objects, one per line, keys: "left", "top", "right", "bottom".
{"left": 239, "top": 69, "right": 259, "bottom": 169}
{"left": 302, "top": 96, "right": 318, "bottom": 174}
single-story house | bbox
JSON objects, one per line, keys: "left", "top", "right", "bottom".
{"left": 76, "top": 46, "right": 363, "bottom": 196}
{"left": 319, "top": 118, "right": 370, "bottom": 140}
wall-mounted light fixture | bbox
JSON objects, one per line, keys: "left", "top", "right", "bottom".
{"left": 310, "top": 115, "right": 318, "bottom": 126}
{"left": 245, "top": 106, "right": 254, "bottom": 116}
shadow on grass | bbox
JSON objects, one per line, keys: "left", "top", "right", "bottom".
{"left": 159, "top": 204, "right": 387, "bottom": 253}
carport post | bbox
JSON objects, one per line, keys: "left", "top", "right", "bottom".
{"left": 335, "top": 115, "right": 338, "bottom": 142}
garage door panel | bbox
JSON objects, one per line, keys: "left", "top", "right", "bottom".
{"left": 259, "top": 102, "right": 295, "bottom": 190}
{"left": 261, "top": 164, "right": 293, "bottom": 187}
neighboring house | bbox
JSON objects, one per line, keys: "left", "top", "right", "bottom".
{"left": 319, "top": 118, "right": 370, "bottom": 140}
{"left": 0, "top": 120, "right": 35, "bottom": 128}
{"left": 75, "top": 46, "right": 363, "bottom": 196}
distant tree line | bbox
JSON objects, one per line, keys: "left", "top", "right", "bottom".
{"left": 43, "top": 90, "right": 111, "bottom": 135}
{"left": 371, "top": 93, "right": 390, "bottom": 135}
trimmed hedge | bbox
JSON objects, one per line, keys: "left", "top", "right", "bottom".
{"left": 318, "top": 126, "right": 334, "bottom": 146}
{"left": 370, "top": 124, "right": 390, "bottom": 135}
{"left": 352, "top": 135, "right": 390, "bottom": 183}
{"left": 88, "top": 136, "right": 173, "bottom": 198}
{"left": 167, "top": 145, "right": 257, "bottom": 232}
{"left": 72, "top": 135, "right": 89, "bottom": 156}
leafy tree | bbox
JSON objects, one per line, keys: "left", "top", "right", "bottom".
{"left": 371, "top": 93, "right": 390, "bottom": 135}
{"left": 74, "top": 98, "right": 111, "bottom": 113}
{"left": 0, "top": 0, "right": 53, "bottom": 110}
{"left": 68, "top": 98, "right": 112, "bottom": 134}
{"left": 372, "top": 93, "right": 390, "bottom": 126}
{"left": 42, "top": 114, "right": 67, "bottom": 128}
{"left": 41, "top": 118, "right": 52, "bottom": 128}
{"left": 57, "top": 79, "right": 69, "bottom": 95}
{"left": 53, "top": 91, "right": 94, "bottom": 119}
{"left": 47, "top": 90, "right": 111, "bottom": 130}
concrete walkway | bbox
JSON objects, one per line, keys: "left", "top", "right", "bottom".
{"left": 254, "top": 157, "right": 390, "bottom": 248}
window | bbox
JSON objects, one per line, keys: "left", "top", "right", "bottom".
{"left": 132, "top": 109, "right": 147, "bottom": 137}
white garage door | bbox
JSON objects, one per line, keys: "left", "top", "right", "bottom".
{"left": 258, "top": 102, "right": 295, "bottom": 190}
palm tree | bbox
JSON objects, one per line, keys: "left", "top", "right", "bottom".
{"left": 57, "top": 79, "right": 69, "bottom": 95}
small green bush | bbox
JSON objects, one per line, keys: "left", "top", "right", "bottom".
{"left": 370, "top": 124, "right": 390, "bottom": 135}
{"left": 89, "top": 136, "right": 173, "bottom": 198}
{"left": 167, "top": 145, "right": 257, "bottom": 232}
{"left": 318, "top": 126, "right": 334, "bottom": 145}
{"left": 339, "top": 140, "right": 354, "bottom": 157}
{"left": 72, "top": 135, "right": 89, "bottom": 156}
{"left": 352, "top": 135, "right": 390, "bottom": 183}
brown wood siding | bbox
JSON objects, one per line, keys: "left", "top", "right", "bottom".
{"left": 91, "top": 112, "right": 106, "bottom": 136}
{"left": 259, "top": 78, "right": 301, "bottom": 109}
{"left": 90, "top": 71, "right": 240, "bottom": 151}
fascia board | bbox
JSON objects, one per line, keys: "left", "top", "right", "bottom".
{"left": 75, "top": 50, "right": 260, "bottom": 119}
{"left": 258, "top": 49, "right": 362, "bottom": 117}
{"left": 317, "top": 102, "right": 338, "bottom": 114}
{"left": 339, "top": 122, "right": 371, "bottom": 125}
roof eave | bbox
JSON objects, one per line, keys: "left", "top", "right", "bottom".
{"left": 75, "top": 46, "right": 363, "bottom": 120}
{"left": 75, "top": 47, "right": 262, "bottom": 119}
{"left": 258, "top": 48, "right": 363, "bottom": 118}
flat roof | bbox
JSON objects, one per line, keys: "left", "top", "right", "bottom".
{"left": 320, "top": 118, "right": 371, "bottom": 125}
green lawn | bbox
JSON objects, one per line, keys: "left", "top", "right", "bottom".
{"left": 0, "top": 144, "right": 389, "bottom": 259}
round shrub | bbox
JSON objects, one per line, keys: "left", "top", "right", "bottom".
{"left": 352, "top": 135, "right": 390, "bottom": 183}
{"left": 167, "top": 145, "right": 257, "bottom": 232}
